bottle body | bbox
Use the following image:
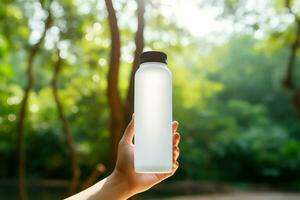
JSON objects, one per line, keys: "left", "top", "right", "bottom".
{"left": 134, "top": 62, "right": 172, "bottom": 173}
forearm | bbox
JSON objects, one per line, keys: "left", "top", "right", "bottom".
{"left": 65, "top": 171, "right": 132, "bottom": 200}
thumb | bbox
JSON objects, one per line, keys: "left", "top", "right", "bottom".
{"left": 122, "top": 114, "right": 135, "bottom": 144}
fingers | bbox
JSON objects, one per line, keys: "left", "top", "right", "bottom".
{"left": 173, "top": 131, "right": 180, "bottom": 160}
{"left": 171, "top": 148, "right": 180, "bottom": 176}
{"left": 173, "top": 132, "right": 180, "bottom": 146}
{"left": 172, "top": 160, "right": 179, "bottom": 174}
{"left": 172, "top": 121, "right": 179, "bottom": 133}
{"left": 122, "top": 114, "right": 135, "bottom": 144}
{"left": 156, "top": 138, "right": 180, "bottom": 181}
{"left": 122, "top": 119, "right": 177, "bottom": 145}
{"left": 172, "top": 121, "right": 180, "bottom": 175}
{"left": 173, "top": 146, "right": 180, "bottom": 161}
{"left": 154, "top": 125, "right": 180, "bottom": 182}
{"left": 169, "top": 158, "right": 179, "bottom": 176}
{"left": 155, "top": 159, "right": 179, "bottom": 181}
{"left": 172, "top": 129, "right": 180, "bottom": 175}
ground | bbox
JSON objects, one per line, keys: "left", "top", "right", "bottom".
{"left": 150, "top": 192, "right": 300, "bottom": 200}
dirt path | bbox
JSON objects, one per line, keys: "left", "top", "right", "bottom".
{"left": 149, "top": 192, "right": 300, "bottom": 200}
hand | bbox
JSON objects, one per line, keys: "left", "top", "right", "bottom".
{"left": 112, "top": 115, "right": 180, "bottom": 197}
{"left": 64, "top": 115, "right": 180, "bottom": 200}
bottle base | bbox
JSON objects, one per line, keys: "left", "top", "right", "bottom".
{"left": 134, "top": 165, "right": 172, "bottom": 173}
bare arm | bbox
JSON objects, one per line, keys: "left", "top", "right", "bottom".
{"left": 65, "top": 116, "right": 180, "bottom": 200}
{"left": 65, "top": 172, "right": 131, "bottom": 200}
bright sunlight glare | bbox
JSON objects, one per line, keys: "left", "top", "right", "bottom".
{"left": 159, "top": 0, "right": 233, "bottom": 38}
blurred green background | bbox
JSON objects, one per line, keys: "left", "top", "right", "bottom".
{"left": 1, "top": 0, "right": 300, "bottom": 199}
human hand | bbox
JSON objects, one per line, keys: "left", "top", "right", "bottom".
{"left": 112, "top": 115, "right": 180, "bottom": 197}
{"left": 64, "top": 115, "right": 180, "bottom": 200}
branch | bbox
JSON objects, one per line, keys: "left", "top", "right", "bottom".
{"left": 124, "top": 0, "right": 145, "bottom": 126}
{"left": 16, "top": 5, "right": 53, "bottom": 200}
{"left": 51, "top": 48, "right": 80, "bottom": 194}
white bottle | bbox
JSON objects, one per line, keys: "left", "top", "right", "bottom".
{"left": 134, "top": 51, "right": 172, "bottom": 173}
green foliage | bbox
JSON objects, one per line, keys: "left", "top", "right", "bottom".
{"left": 174, "top": 35, "right": 300, "bottom": 185}
{"left": 0, "top": 0, "right": 300, "bottom": 193}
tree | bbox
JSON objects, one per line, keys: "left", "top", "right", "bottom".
{"left": 15, "top": 4, "right": 52, "bottom": 200}
{"left": 283, "top": 0, "right": 300, "bottom": 113}
{"left": 124, "top": 0, "right": 145, "bottom": 126}
{"left": 105, "top": 0, "right": 145, "bottom": 169}
{"left": 104, "top": 0, "right": 124, "bottom": 169}
{"left": 51, "top": 48, "right": 80, "bottom": 195}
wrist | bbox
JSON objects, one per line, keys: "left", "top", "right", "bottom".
{"left": 108, "top": 170, "right": 134, "bottom": 199}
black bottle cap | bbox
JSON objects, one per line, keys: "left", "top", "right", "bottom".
{"left": 139, "top": 51, "right": 167, "bottom": 64}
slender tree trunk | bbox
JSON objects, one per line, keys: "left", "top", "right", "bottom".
{"left": 283, "top": 0, "right": 300, "bottom": 113}
{"left": 104, "top": 0, "right": 124, "bottom": 170}
{"left": 16, "top": 9, "right": 52, "bottom": 200}
{"left": 51, "top": 50, "right": 80, "bottom": 195}
{"left": 124, "top": 0, "right": 145, "bottom": 126}
{"left": 121, "top": 9, "right": 146, "bottom": 197}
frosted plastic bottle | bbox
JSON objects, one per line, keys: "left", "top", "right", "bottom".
{"left": 134, "top": 51, "right": 172, "bottom": 173}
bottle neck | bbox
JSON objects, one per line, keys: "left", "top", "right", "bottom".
{"left": 140, "top": 62, "right": 167, "bottom": 68}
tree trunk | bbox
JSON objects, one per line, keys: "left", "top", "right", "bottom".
{"left": 283, "top": 0, "right": 300, "bottom": 113}
{"left": 124, "top": 0, "right": 145, "bottom": 126}
{"left": 51, "top": 50, "right": 80, "bottom": 195}
{"left": 104, "top": 0, "right": 124, "bottom": 170}
{"left": 16, "top": 9, "right": 52, "bottom": 200}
